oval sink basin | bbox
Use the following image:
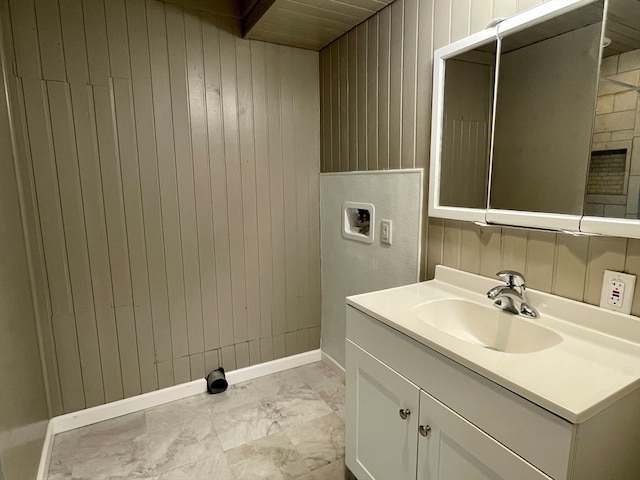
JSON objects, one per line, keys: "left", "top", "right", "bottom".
{"left": 413, "top": 298, "right": 562, "bottom": 353}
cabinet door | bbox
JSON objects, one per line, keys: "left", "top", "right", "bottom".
{"left": 417, "top": 390, "right": 551, "bottom": 480}
{"left": 346, "top": 340, "right": 420, "bottom": 480}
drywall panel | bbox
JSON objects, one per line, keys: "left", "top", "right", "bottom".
{"left": 320, "top": 170, "right": 423, "bottom": 366}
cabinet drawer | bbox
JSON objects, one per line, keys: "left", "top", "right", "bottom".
{"left": 347, "top": 306, "right": 574, "bottom": 480}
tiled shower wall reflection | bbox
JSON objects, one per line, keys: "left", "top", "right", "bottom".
{"left": 2, "top": 0, "right": 320, "bottom": 415}
{"left": 320, "top": 0, "right": 640, "bottom": 317}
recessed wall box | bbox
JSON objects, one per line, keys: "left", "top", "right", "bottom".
{"left": 343, "top": 202, "right": 374, "bottom": 244}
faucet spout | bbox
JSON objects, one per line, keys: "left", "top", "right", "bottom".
{"left": 486, "top": 271, "right": 539, "bottom": 319}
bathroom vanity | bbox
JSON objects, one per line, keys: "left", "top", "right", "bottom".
{"left": 345, "top": 266, "right": 640, "bottom": 480}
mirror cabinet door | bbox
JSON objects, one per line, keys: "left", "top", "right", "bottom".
{"left": 581, "top": 0, "right": 640, "bottom": 238}
{"left": 490, "top": 1, "right": 604, "bottom": 219}
{"left": 430, "top": 35, "right": 497, "bottom": 221}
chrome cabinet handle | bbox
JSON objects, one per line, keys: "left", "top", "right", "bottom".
{"left": 419, "top": 425, "right": 431, "bottom": 437}
{"left": 399, "top": 408, "right": 411, "bottom": 420}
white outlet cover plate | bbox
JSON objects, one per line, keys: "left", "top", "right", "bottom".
{"left": 599, "top": 270, "right": 636, "bottom": 315}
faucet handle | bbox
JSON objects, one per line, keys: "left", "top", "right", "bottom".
{"left": 496, "top": 270, "right": 526, "bottom": 288}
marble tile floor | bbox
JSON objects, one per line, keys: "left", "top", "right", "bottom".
{"left": 47, "top": 362, "right": 357, "bottom": 480}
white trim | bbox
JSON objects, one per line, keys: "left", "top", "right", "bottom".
{"left": 321, "top": 350, "right": 345, "bottom": 381}
{"left": 36, "top": 349, "right": 321, "bottom": 479}
{"left": 486, "top": 209, "right": 582, "bottom": 232}
{"left": 225, "top": 349, "right": 321, "bottom": 385}
{"left": 36, "top": 421, "right": 55, "bottom": 480}
{"left": 320, "top": 168, "right": 424, "bottom": 177}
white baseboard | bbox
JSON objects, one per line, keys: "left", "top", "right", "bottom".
{"left": 321, "top": 350, "right": 345, "bottom": 380}
{"left": 36, "top": 348, "right": 321, "bottom": 480}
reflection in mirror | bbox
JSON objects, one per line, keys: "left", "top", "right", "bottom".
{"left": 439, "top": 41, "right": 497, "bottom": 209}
{"left": 585, "top": 0, "right": 640, "bottom": 219}
{"left": 490, "top": 1, "right": 604, "bottom": 215}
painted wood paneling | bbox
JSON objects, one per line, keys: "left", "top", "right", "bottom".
{"left": 320, "top": 0, "right": 639, "bottom": 317}
{"left": 5, "top": 0, "right": 320, "bottom": 413}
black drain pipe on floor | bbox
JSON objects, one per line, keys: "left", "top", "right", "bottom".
{"left": 206, "top": 367, "right": 228, "bottom": 394}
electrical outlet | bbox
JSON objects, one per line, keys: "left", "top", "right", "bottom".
{"left": 599, "top": 270, "right": 636, "bottom": 315}
{"left": 381, "top": 219, "right": 392, "bottom": 245}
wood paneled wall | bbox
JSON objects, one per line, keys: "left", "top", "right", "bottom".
{"left": 3, "top": 0, "right": 320, "bottom": 415}
{"left": 320, "top": 0, "right": 640, "bottom": 317}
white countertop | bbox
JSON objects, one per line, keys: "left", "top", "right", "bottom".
{"left": 346, "top": 266, "right": 640, "bottom": 424}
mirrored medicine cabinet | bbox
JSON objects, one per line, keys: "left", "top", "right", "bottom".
{"left": 429, "top": 0, "right": 640, "bottom": 238}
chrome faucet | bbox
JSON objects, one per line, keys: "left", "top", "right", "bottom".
{"left": 487, "top": 270, "right": 539, "bottom": 319}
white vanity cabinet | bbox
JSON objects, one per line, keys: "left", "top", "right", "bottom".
{"left": 346, "top": 340, "right": 550, "bottom": 480}
{"left": 345, "top": 303, "right": 640, "bottom": 480}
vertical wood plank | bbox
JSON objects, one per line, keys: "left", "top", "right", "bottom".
{"left": 401, "top": 0, "right": 418, "bottom": 169}
{"left": 166, "top": 5, "right": 205, "bottom": 355}
{"left": 157, "top": 360, "right": 174, "bottom": 389}
{"left": 348, "top": 29, "right": 358, "bottom": 171}
{"left": 12, "top": 78, "right": 65, "bottom": 415}
{"left": 553, "top": 235, "right": 588, "bottom": 302}
{"left": 22, "top": 78, "right": 85, "bottom": 412}
{"left": 9, "top": 0, "right": 42, "bottom": 79}
{"left": 146, "top": 0, "right": 189, "bottom": 360}
{"left": 584, "top": 237, "right": 627, "bottom": 306}
{"left": 235, "top": 37, "right": 261, "bottom": 342}
{"left": 442, "top": 220, "right": 461, "bottom": 269}
{"left": 433, "top": 0, "right": 451, "bottom": 50}
{"left": 377, "top": 6, "right": 390, "bottom": 169}
{"left": 320, "top": 47, "right": 331, "bottom": 172}
{"left": 248, "top": 339, "right": 260, "bottom": 366}
{"left": 366, "top": 16, "right": 378, "bottom": 170}
{"left": 202, "top": 13, "right": 234, "bottom": 348}
{"left": 426, "top": 217, "right": 444, "bottom": 279}
{"left": 189, "top": 353, "right": 204, "bottom": 380}
{"left": 280, "top": 45, "right": 299, "bottom": 335}
{"left": 470, "top": 0, "right": 493, "bottom": 34}
{"left": 415, "top": 0, "right": 434, "bottom": 170}
{"left": 525, "top": 231, "right": 557, "bottom": 292}
{"left": 285, "top": 331, "right": 297, "bottom": 356}
{"left": 93, "top": 83, "right": 137, "bottom": 401}
{"left": 218, "top": 17, "right": 248, "bottom": 344}
{"left": 459, "top": 221, "right": 481, "bottom": 274}
{"left": 266, "top": 42, "right": 287, "bottom": 337}
{"left": 105, "top": 0, "right": 130, "bottom": 78}
{"left": 69, "top": 83, "right": 124, "bottom": 404}
{"left": 127, "top": 0, "right": 171, "bottom": 389}
{"left": 479, "top": 226, "right": 502, "bottom": 278}
{"left": 250, "top": 41, "right": 274, "bottom": 340}
{"left": 273, "top": 334, "right": 286, "bottom": 359}
{"left": 356, "top": 23, "right": 367, "bottom": 171}
{"left": 329, "top": 41, "right": 340, "bottom": 172}
{"left": 235, "top": 342, "right": 250, "bottom": 369}
{"left": 450, "top": 0, "right": 470, "bottom": 41}
{"left": 82, "top": 0, "right": 110, "bottom": 85}
{"left": 220, "top": 345, "right": 237, "bottom": 371}
{"left": 59, "top": 0, "right": 89, "bottom": 83}
{"left": 292, "top": 51, "right": 312, "bottom": 330}
{"left": 388, "top": 0, "right": 403, "bottom": 169}
{"left": 173, "top": 356, "right": 191, "bottom": 384}
{"left": 337, "top": 35, "right": 348, "bottom": 172}
{"left": 185, "top": 12, "right": 220, "bottom": 352}
{"left": 48, "top": 81, "right": 104, "bottom": 408}
{"left": 309, "top": 326, "right": 320, "bottom": 349}
{"left": 260, "top": 337, "right": 274, "bottom": 363}
{"left": 34, "top": 0, "right": 66, "bottom": 81}
{"left": 501, "top": 227, "right": 527, "bottom": 273}
{"left": 205, "top": 349, "right": 221, "bottom": 373}
{"left": 297, "top": 328, "right": 310, "bottom": 354}
{"left": 492, "top": 0, "right": 518, "bottom": 19}
{"left": 516, "top": 0, "right": 544, "bottom": 14}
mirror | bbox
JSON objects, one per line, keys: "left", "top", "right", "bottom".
{"left": 585, "top": 0, "right": 640, "bottom": 220}
{"left": 490, "top": 1, "right": 605, "bottom": 215}
{"left": 438, "top": 41, "right": 497, "bottom": 210}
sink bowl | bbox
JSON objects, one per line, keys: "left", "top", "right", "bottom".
{"left": 413, "top": 298, "right": 562, "bottom": 353}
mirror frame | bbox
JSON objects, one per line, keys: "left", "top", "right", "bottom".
{"left": 429, "top": 0, "right": 640, "bottom": 239}
{"left": 429, "top": 28, "right": 497, "bottom": 224}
